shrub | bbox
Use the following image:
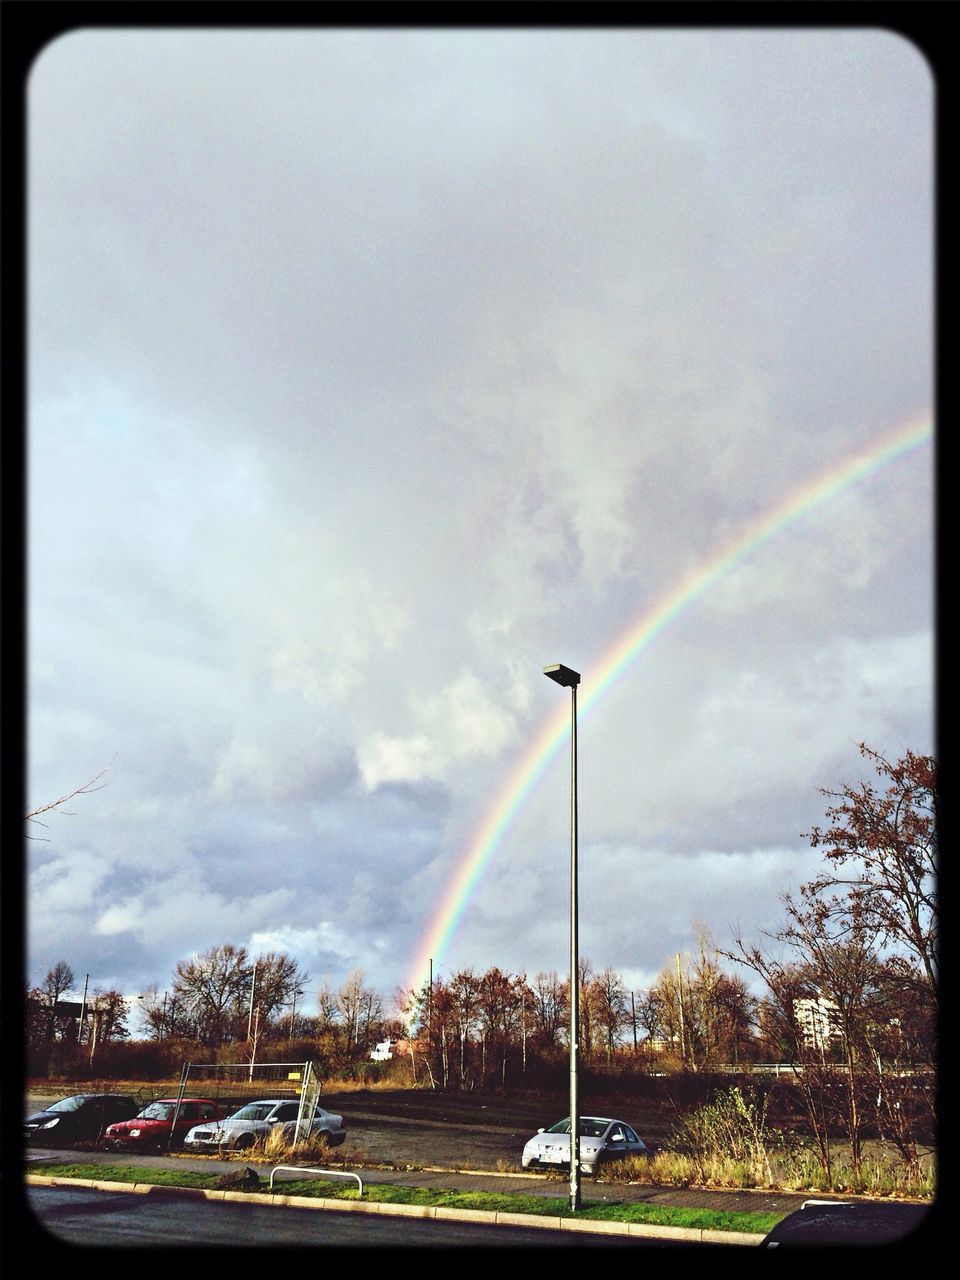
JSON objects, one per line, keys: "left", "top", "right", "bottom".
{"left": 668, "top": 1085, "right": 777, "bottom": 1186}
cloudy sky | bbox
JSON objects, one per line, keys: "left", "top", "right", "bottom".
{"left": 26, "top": 27, "right": 934, "bottom": 1025}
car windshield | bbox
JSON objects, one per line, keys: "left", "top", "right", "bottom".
{"left": 581, "top": 1119, "right": 609, "bottom": 1138}
{"left": 545, "top": 1118, "right": 609, "bottom": 1138}
{"left": 138, "top": 1103, "right": 175, "bottom": 1120}
{"left": 47, "top": 1096, "right": 89, "bottom": 1113}
{"left": 230, "top": 1104, "right": 274, "bottom": 1121}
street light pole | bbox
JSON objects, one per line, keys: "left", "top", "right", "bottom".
{"left": 543, "top": 662, "right": 582, "bottom": 1212}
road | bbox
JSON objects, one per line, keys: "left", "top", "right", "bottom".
{"left": 25, "top": 1184, "right": 689, "bottom": 1250}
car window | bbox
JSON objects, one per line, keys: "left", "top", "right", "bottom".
{"left": 48, "top": 1096, "right": 88, "bottom": 1113}
{"left": 581, "top": 1119, "right": 608, "bottom": 1138}
{"left": 140, "top": 1103, "right": 175, "bottom": 1120}
{"left": 623, "top": 1126, "right": 640, "bottom": 1144}
{"left": 233, "top": 1104, "right": 274, "bottom": 1121}
{"left": 608, "top": 1125, "right": 626, "bottom": 1142}
{"left": 200, "top": 1105, "right": 219, "bottom": 1118}
{"left": 276, "top": 1103, "right": 300, "bottom": 1120}
{"left": 180, "top": 1104, "right": 199, "bottom": 1120}
{"left": 546, "top": 1119, "right": 571, "bottom": 1134}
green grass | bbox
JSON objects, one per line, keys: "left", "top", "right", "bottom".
{"left": 30, "top": 1162, "right": 780, "bottom": 1235}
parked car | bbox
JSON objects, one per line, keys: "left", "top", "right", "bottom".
{"left": 25, "top": 1093, "right": 141, "bottom": 1144}
{"left": 521, "top": 1116, "right": 648, "bottom": 1176}
{"left": 102, "top": 1098, "right": 226, "bottom": 1150}
{"left": 760, "top": 1199, "right": 932, "bottom": 1246}
{"left": 183, "top": 1098, "right": 346, "bottom": 1152}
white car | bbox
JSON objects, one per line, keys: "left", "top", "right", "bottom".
{"left": 183, "top": 1098, "right": 346, "bottom": 1152}
{"left": 521, "top": 1116, "right": 648, "bottom": 1176}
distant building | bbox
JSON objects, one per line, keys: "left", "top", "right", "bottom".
{"left": 369, "top": 1039, "right": 394, "bottom": 1061}
{"left": 794, "top": 995, "right": 841, "bottom": 1050}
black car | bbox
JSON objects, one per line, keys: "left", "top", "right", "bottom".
{"left": 760, "top": 1198, "right": 932, "bottom": 1247}
{"left": 25, "top": 1093, "right": 140, "bottom": 1144}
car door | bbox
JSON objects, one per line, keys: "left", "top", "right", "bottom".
{"left": 175, "top": 1103, "right": 200, "bottom": 1136}
{"left": 274, "top": 1101, "right": 301, "bottom": 1137}
{"left": 605, "top": 1123, "right": 630, "bottom": 1158}
{"left": 620, "top": 1124, "right": 645, "bottom": 1156}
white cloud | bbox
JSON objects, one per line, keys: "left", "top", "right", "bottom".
{"left": 357, "top": 669, "right": 521, "bottom": 788}
{"left": 26, "top": 29, "right": 933, "bottom": 1004}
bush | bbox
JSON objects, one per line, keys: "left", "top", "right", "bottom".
{"left": 668, "top": 1086, "right": 778, "bottom": 1186}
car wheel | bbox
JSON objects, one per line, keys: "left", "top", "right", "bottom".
{"left": 234, "top": 1133, "right": 255, "bottom": 1151}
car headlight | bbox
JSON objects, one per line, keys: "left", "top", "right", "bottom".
{"left": 40, "top": 1117, "right": 60, "bottom": 1128}
{"left": 129, "top": 1129, "right": 141, "bottom": 1137}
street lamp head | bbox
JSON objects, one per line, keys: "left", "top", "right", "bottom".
{"left": 543, "top": 663, "right": 581, "bottom": 688}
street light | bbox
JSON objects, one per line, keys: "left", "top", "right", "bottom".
{"left": 543, "top": 661, "right": 582, "bottom": 1211}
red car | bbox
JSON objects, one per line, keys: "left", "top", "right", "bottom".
{"left": 102, "top": 1098, "right": 226, "bottom": 1150}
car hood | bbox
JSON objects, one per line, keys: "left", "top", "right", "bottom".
{"left": 107, "top": 1118, "right": 172, "bottom": 1132}
{"left": 25, "top": 1110, "right": 61, "bottom": 1125}
{"left": 194, "top": 1118, "right": 266, "bottom": 1134}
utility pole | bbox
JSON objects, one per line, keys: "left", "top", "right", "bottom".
{"left": 77, "top": 973, "right": 89, "bottom": 1043}
{"left": 247, "top": 960, "right": 259, "bottom": 1081}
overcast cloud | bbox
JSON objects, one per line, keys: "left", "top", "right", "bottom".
{"left": 27, "top": 28, "right": 934, "bottom": 1018}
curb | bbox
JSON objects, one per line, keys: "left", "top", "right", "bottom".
{"left": 26, "top": 1174, "right": 764, "bottom": 1245}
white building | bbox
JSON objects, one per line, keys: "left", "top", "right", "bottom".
{"left": 794, "top": 996, "right": 841, "bottom": 1050}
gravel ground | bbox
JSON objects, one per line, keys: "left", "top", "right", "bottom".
{"left": 24, "top": 1085, "right": 932, "bottom": 1218}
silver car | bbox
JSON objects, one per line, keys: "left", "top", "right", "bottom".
{"left": 183, "top": 1098, "right": 345, "bottom": 1152}
{"left": 521, "top": 1116, "right": 648, "bottom": 1176}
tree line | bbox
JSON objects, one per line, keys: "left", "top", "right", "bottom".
{"left": 27, "top": 745, "right": 936, "bottom": 1175}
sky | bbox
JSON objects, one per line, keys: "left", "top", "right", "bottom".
{"left": 25, "top": 26, "right": 934, "bottom": 1030}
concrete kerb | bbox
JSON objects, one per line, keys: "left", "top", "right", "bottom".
{"left": 25, "top": 1174, "right": 764, "bottom": 1245}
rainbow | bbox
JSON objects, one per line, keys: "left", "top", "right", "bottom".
{"left": 405, "top": 414, "right": 933, "bottom": 995}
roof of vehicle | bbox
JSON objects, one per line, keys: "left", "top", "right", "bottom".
{"left": 150, "top": 1097, "right": 220, "bottom": 1104}
{"left": 49, "top": 1093, "right": 131, "bottom": 1101}
{"left": 540, "top": 1116, "right": 624, "bottom": 1125}
{"left": 761, "top": 1200, "right": 931, "bottom": 1246}
{"left": 230, "top": 1098, "right": 292, "bottom": 1107}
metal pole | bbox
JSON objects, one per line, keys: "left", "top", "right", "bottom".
{"left": 569, "top": 680, "right": 581, "bottom": 1211}
{"left": 77, "top": 973, "right": 89, "bottom": 1043}
{"left": 543, "top": 663, "right": 582, "bottom": 1212}
{"left": 247, "top": 961, "right": 258, "bottom": 1041}
{"left": 248, "top": 961, "right": 258, "bottom": 1081}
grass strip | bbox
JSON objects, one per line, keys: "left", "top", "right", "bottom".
{"left": 30, "top": 1163, "right": 780, "bottom": 1235}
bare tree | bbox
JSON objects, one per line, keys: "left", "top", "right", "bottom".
{"left": 337, "top": 969, "right": 382, "bottom": 1049}
{"left": 172, "top": 943, "right": 252, "bottom": 1047}
{"left": 529, "top": 970, "right": 568, "bottom": 1053}
{"left": 316, "top": 981, "right": 341, "bottom": 1034}
{"left": 250, "top": 952, "right": 309, "bottom": 1026}
{"left": 448, "top": 969, "right": 481, "bottom": 1085}
{"left": 32, "top": 961, "right": 77, "bottom": 1043}
{"left": 25, "top": 758, "right": 115, "bottom": 838}
{"left": 805, "top": 745, "right": 937, "bottom": 996}
{"left": 136, "top": 985, "right": 168, "bottom": 1040}
{"left": 476, "top": 968, "right": 524, "bottom": 1084}
{"left": 590, "top": 966, "right": 629, "bottom": 1061}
